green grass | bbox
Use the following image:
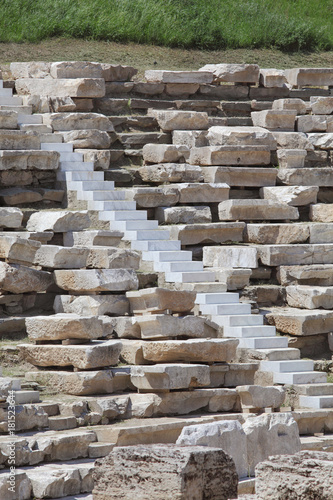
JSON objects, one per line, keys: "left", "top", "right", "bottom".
{"left": 1, "top": 0, "right": 333, "bottom": 52}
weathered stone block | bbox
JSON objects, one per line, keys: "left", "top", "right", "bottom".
{"left": 143, "top": 144, "right": 189, "bottom": 164}
{"left": 156, "top": 206, "right": 211, "bottom": 224}
{"left": 130, "top": 364, "right": 210, "bottom": 391}
{"left": 136, "top": 314, "right": 218, "bottom": 339}
{"left": 34, "top": 245, "right": 89, "bottom": 269}
{"left": 26, "top": 370, "right": 114, "bottom": 395}
{"left": 260, "top": 186, "right": 318, "bottom": 206}
{"left": 207, "top": 126, "right": 276, "bottom": 149}
{"left": 148, "top": 110, "right": 209, "bottom": 131}
{"left": 43, "top": 112, "right": 113, "bottom": 131}
{"left": 218, "top": 199, "right": 299, "bottom": 220}
{"left": 251, "top": 110, "right": 296, "bottom": 131}
{"left": 173, "top": 182, "right": 229, "bottom": 203}
{"left": 129, "top": 186, "right": 179, "bottom": 207}
{"left": 102, "top": 63, "right": 137, "bottom": 82}
{"left": 26, "top": 210, "right": 90, "bottom": 232}
{"left": 0, "top": 207, "right": 23, "bottom": 228}
{"left": 126, "top": 287, "right": 196, "bottom": 314}
{"left": 0, "top": 130, "right": 40, "bottom": 150}
{"left": 169, "top": 222, "right": 244, "bottom": 245}
{"left": 286, "top": 285, "right": 333, "bottom": 309}
{"left": 25, "top": 314, "right": 106, "bottom": 341}
{"left": 0, "top": 150, "right": 59, "bottom": 171}
{"left": 203, "top": 246, "right": 258, "bottom": 268}
{"left": 139, "top": 163, "right": 203, "bottom": 183}
{"left": 259, "top": 69, "right": 288, "bottom": 88}
{"left": 310, "top": 204, "right": 333, "bottom": 222}
{"left": 86, "top": 247, "right": 140, "bottom": 270}
{"left": 285, "top": 68, "right": 333, "bottom": 87}
{"left": 277, "top": 148, "right": 307, "bottom": 168}
{"left": 145, "top": 70, "right": 213, "bottom": 84}
{"left": 297, "top": 115, "right": 327, "bottom": 133}
{"left": 202, "top": 167, "right": 277, "bottom": 187}
{"left": 189, "top": 145, "right": 271, "bottom": 166}
{"left": 310, "top": 96, "right": 333, "bottom": 115}
{"left": 245, "top": 224, "right": 309, "bottom": 245}
{"left": 266, "top": 307, "right": 333, "bottom": 335}
{"left": 236, "top": 385, "right": 285, "bottom": 409}
{"left": 10, "top": 61, "right": 52, "bottom": 79}
{"left": 278, "top": 264, "right": 333, "bottom": 286}
{"left": 172, "top": 130, "right": 208, "bottom": 148}
{"left": 272, "top": 131, "right": 314, "bottom": 150}
{"left": 15, "top": 78, "right": 105, "bottom": 98}
{"left": 63, "top": 230, "right": 123, "bottom": 247}
{"left": 54, "top": 269, "right": 138, "bottom": 292}
{"left": 50, "top": 61, "right": 103, "bottom": 79}
{"left": 62, "top": 129, "right": 111, "bottom": 148}
{"left": 0, "top": 261, "right": 53, "bottom": 293}
{"left": 200, "top": 63, "right": 259, "bottom": 84}
{"left": 0, "top": 236, "right": 41, "bottom": 265}
{"left": 54, "top": 294, "right": 129, "bottom": 316}
{"left": 272, "top": 98, "right": 307, "bottom": 114}
{"left": 278, "top": 168, "right": 333, "bottom": 186}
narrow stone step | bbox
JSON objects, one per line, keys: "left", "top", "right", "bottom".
{"left": 0, "top": 104, "right": 32, "bottom": 114}
{"left": 60, "top": 171, "right": 105, "bottom": 182}
{"left": 142, "top": 250, "right": 192, "bottom": 262}
{"left": 0, "top": 96, "right": 22, "bottom": 105}
{"left": 196, "top": 292, "right": 240, "bottom": 304}
{"left": 48, "top": 415, "right": 77, "bottom": 431}
{"left": 154, "top": 261, "right": 203, "bottom": 272}
{"left": 246, "top": 347, "right": 301, "bottom": 361}
{"left": 88, "top": 442, "right": 115, "bottom": 459}
{"left": 60, "top": 152, "right": 84, "bottom": 161}
{"left": 12, "top": 390, "right": 40, "bottom": 404}
{"left": 0, "top": 88, "right": 13, "bottom": 97}
{"left": 297, "top": 384, "right": 333, "bottom": 396}
{"left": 100, "top": 210, "right": 147, "bottom": 221}
{"left": 237, "top": 336, "right": 289, "bottom": 349}
{"left": 17, "top": 113, "right": 43, "bottom": 124}
{"left": 59, "top": 161, "right": 94, "bottom": 171}
{"left": 211, "top": 315, "right": 264, "bottom": 327}
{"left": 69, "top": 180, "right": 115, "bottom": 191}
{"left": 42, "top": 142, "right": 73, "bottom": 152}
{"left": 273, "top": 371, "right": 327, "bottom": 384}
{"left": 199, "top": 303, "right": 251, "bottom": 315}
{"left": 87, "top": 200, "right": 136, "bottom": 210}
{"left": 164, "top": 270, "right": 216, "bottom": 283}
{"left": 111, "top": 219, "right": 158, "bottom": 231}
{"left": 223, "top": 325, "right": 277, "bottom": 338}
{"left": 78, "top": 190, "right": 125, "bottom": 201}
{"left": 260, "top": 359, "right": 314, "bottom": 373}
{"left": 125, "top": 229, "right": 170, "bottom": 241}
{"left": 299, "top": 395, "right": 333, "bottom": 409}
{"left": 131, "top": 240, "right": 181, "bottom": 251}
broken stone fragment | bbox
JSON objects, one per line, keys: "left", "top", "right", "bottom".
{"left": 199, "top": 63, "right": 259, "bottom": 84}
{"left": 0, "top": 207, "right": 23, "bottom": 228}
{"left": 54, "top": 269, "right": 138, "bottom": 293}
{"left": 54, "top": 294, "right": 129, "bottom": 316}
{"left": 136, "top": 314, "right": 219, "bottom": 339}
{"left": 126, "top": 287, "right": 196, "bottom": 314}
{"left": 26, "top": 210, "right": 90, "bottom": 232}
{"left": 0, "top": 261, "right": 53, "bottom": 293}
{"left": 138, "top": 163, "right": 203, "bottom": 183}
{"left": 130, "top": 363, "right": 210, "bottom": 391}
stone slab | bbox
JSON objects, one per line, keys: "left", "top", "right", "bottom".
{"left": 189, "top": 145, "right": 271, "bottom": 166}
{"left": 15, "top": 78, "right": 106, "bottom": 98}
{"left": 169, "top": 222, "right": 245, "bottom": 245}
{"left": 218, "top": 199, "right": 299, "bottom": 220}
{"left": 266, "top": 307, "right": 333, "bottom": 335}
{"left": 25, "top": 314, "right": 106, "bottom": 341}
{"left": 138, "top": 163, "right": 203, "bottom": 183}
{"left": 145, "top": 70, "right": 214, "bottom": 84}
{"left": 202, "top": 167, "right": 277, "bottom": 187}
{"left": 136, "top": 314, "right": 219, "bottom": 340}
{"left": 126, "top": 287, "right": 196, "bottom": 314}
{"left": 200, "top": 64, "right": 259, "bottom": 84}
{"left": 130, "top": 364, "right": 210, "bottom": 391}
{"left": 54, "top": 269, "right": 138, "bottom": 292}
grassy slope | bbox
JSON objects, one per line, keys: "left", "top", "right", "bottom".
{"left": 1, "top": 0, "right": 333, "bottom": 51}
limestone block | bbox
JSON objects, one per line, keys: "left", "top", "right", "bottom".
{"left": 148, "top": 110, "right": 209, "bottom": 131}
{"left": 272, "top": 98, "right": 307, "bottom": 114}
{"left": 26, "top": 369, "right": 114, "bottom": 395}
{"left": 74, "top": 148, "right": 111, "bottom": 170}
{"left": 0, "top": 207, "right": 23, "bottom": 228}
{"left": 0, "top": 187, "right": 42, "bottom": 205}
{"left": 256, "top": 451, "right": 333, "bottom": 500}
{"left": 297, "top": 115, "right": 327, "bottom": 133}
{"left": 0, "top": 262, "right": 53, "bottom": 293}
{"left": 272, "top": 131, "right": 314, "bottom": 150}
{"left": 25, "top": 314, "right": 106, "bottom": 341}
{"left": 309, "top": 223, "right": 333, "bottom": 244}
{"left": 236, "top": 385, "right": 285, "bottom": 409}
{"left": 143, "top": 144, "right": 189, "bottom": 164}
{"left": 278, "top": 264, "right": 333, "bottom": 286}
{"left": 285, "top": 68, "right": 333, "bottom": 87}
{"left": 54, "top": 294, "right": 129, "bottom": 316}
{"left": 48, "top": 96, "right": 76, "bottom": 112}
{"left": 86, "top": 247, "right": 140, "bottom": 270}
{"left": 142, "top": 339, "right": 238, "bottom": 363}
{"left": 93, "top": 444, "right": 238, "bottom": 500}
{"left": 310, "top": 204, "right": 333, "bottom": 222}
{"left": 207, "top": 126, "right": 276, "bottom": 149}
{"left": 50, "top": 61, "right": 103, "bottom": 79}
{"left": 15, "top": 78, "right": 106, "bottom": 98}
{"left": 203, "top": 246, "right": 258, "bottom": 268}
{"left": 277, "top": 148, "right": 307, "bottom": 168}
{"left": 145, "top": 70, "right": 213, "bottom": 84}
{"left": 260, "top": 186, "right": 318, "bottom": 206}
{"left": 169, "top": 222, "right": 245, "bottom": 245}
{"left": 136, "top": 314, "right": 218, "bottom": 339}
{"left": 176, "top": 420, "right": 247, "bottom": 478}
{"left": 173, "top": 182, "right": 229, "bottom": 203}
{"left": 54, "top": 269, "right": 138, "bottom": 292}
{"left": 19, "top": 340, "right": 121, "bottom": 369}
{"left": 0, "top": 150, "right": 59, "bottom": 171}
{"left": 210, "top": 267, "right": 252, "bottom": 290}
{"left": 251, "top": 110, "right": 296, "bottom": 131}
{"left": 129, "top": 186, "right": 179, "bottom": 207}
{"left": 0, "top": 110, "right": 17, "bottom": 129}
{"left": 0, "top": 130, "right": 40, "bottom": 150}
{"left": 110, "top": 316, "right": 141, "bottom": 339}
{"left": 130, "top": 364, "right": 210, "bottom": 391}
{"left": 308, "top": 132, "right": 333, "bottom": 149}
{"left": 278, "top": 167, "right": 333, "bottom": 187}
{"left": 27, "top": 210, "right": 90, "bottom": 233}
{"left": 266, "top": 307, "right": 333, "bottom": 335}
{"left": 156, "top": 206, "right": 211, "bottom": 224}
{"left": 139, "top": 163, "right": 203, "bottom": 183}
{"left": 200, "top": 63, "right": 259, "bottom": 84}
{"left": 202, "top": 167, "right": 277, "bottom": 187}
{"left": 0, "top": 236, "right": 41, "bottom": 265}
{"left": 189, "top": 145, "right": 271, "bottom": 166}
{"left": 127, "top": 287, "right": 196, "bottom": 314}
{"left": 34, "top": 245, "right": 89, "bottom": 269}
{"left": 245, "top": 224, "right": 309, "bottom": 245}
{"left": 101, "top": 63, "right": 137, "bottom": 81}
{"left": 62, "top": 129, "right": 111, "bottom": 148}
{"left": 310, "top": 96, "right": 333, "bottom": 114}
{"left": 172, "top": 130, "right": 208, "bottom": 148}
{"left": 243, "top": 413, "right": 301, "bottom": 476}
{"left": 43, "top": 112, "right": 113, "bottom": 131}
{"left": 164, "top": 82, "right": 199, "bottom": 96}
{"left": 0, "top": 471, "right": 31, "bottom": 499}
{"left": 64, "top": 230, "right": 122, "bottom": 247}
{"left": 286, "top": 285, "right": 333, "bottom": 309}
{"left": 10, "top": 61, "right": 52, "bottom": 79}
{"left": 118, "top": 340, "right": 145, "bottom": 365}
{"left": 218, "top": 199, "right": 299, "bottom": 220}
{"left": 258, "top": 243, "right": 333, "bottom": 266}
{"left": 259, "top": 69, "right": 288, "bottom": 88}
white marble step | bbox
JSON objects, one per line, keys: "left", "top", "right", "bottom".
{"left": 164, "top": 271, "right": 216, "bottom": 283}
{"left": 273, "top": 371, "right": 327, "bottom": 384}
{"left": 59, "top": 161, "right": 94, "bottom": 171}
{"left": 20, "top": 124, "right": 52, "bottom": 133}
{"left": 111, "top": 219, "right": 158, "bottom": 231}
{"left": 142, "top": 250, "right": 192, "bottom": 262}
{"left": 0, "top": 88, "right": 13, "bottom": 97}
{"left": 17, "top": 113, "right": 42, "bottom": 124}
{"left": 69, "top": 180, "right": 115, "bottom": 191}
{"left": 60, "top": 152, "right": 83, "bottom": 161}
{"left": 211, "top": 314, "right": 263, "bottom": 327}
{"left": 0, "top": 81, "right": 3, "bottom": 89}
{"left": 59, "top": 171, "right": 104, "bottom": 182}
{"left": 223, "top": 325, "right": 277, "bottom": 338}
{"left": 199, "top": 303, "right": 251, "bottom": 316}
{"left": 132, "top": 239, "right": 181, "bottom": 251}
{"left": 100, "top": 210, "right": 147, "bottom": 221}
{"left": 77, "top": 190, "right": 126, "bottom": 201}
{"left": 299, "top": 395, "right": 333, "bottom": 409}
{"left": 42, "top": 143, "right": 73, "bottom": 152}
{"left": 196, "top": 292, "right": 240, "bottom": 305}
{"left": 237, "top": 336, "right": 289, "bottom": 349}
{"left": 0, "top": 105, "right": 32, "bottom": 114}
{"left": 13, "top": 390, "right": 40, "bottom": 404}
{"left": 125, "top": 229, "right": 170, "bottom": 241}
{"left": 260, "top": 359, "right": 314, "bottom": 373}
{"left": 154, "top": 260, "right": 203, "bottom": 273}
{"left": 0, "top": 96, "right": 22, "bottom": 105}
{"left": 88, "top": 200, "right": 136, "bottom": 211}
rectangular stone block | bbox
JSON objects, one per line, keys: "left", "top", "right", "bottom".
{"left": 258, "top": 244, "right": 333, "bottom": 266}
{"left": 272, "top": 131, "right": 314, "bottom": 151}
{"left": 130, "top": 364, "right": 210, "bottom": 391}
{"left": 260, "top": 186, "right": 318, "bottom": 206}
{"left": 278, "top": 168, "right": 333, "bottom": 187}
{"left": 25, "top": 314, "right": 106, "bottom": 341}
{"left": 143, "top": 144, "right": 189, "bottom": 164}
{"left": 16, "top": 78, "right": 105, "bottom": 98}
{"left": 42, "top": 112, "right": 113, "bottom": 131}
{"left": 172, "top": 182, "right": 229, "bottom": 203}
{"left": 272, "top": 98, "right": 307, "bottom": 114}
{"left": 202, "top": 167, "right": 277, "bottom": 187}
{"left": 54, "top": 269, "right": 138, "bottom": 292}
{"left": 169, "top": 222, "right": 245, "bottom": 245}
{"left": 207, "top": 126, "right": 276, "bottom": 149}
{"left": 50, "top": 61, "right": 103, "bottom": 79}
{"left": 310, "top": 204, "right": 333, "bottom": 222}
{"left": 285, "top": 68, "right": 333, "bottom": 87}
{"left": 251, "top": 110, "right": 296, "bottom": 131}
{"left": 126, "top": 287, "right": 196, "bottom": 314}
{"left": 267, "top": 307, "right": 333, "bottom": 336}
{"left": 26, "top": 370, "right": 114, "bottom": 395}
{"left": 286, "top": 285, "right": 333, "bottom": 310}
{"left": 219, "top": 199, "right": 299, "bottom": 220}
{"left": 0, "top": 130, "right": 40, "bottom": 150}
{"left": 138, "top": 163, "right": 203, "bottom": 184}
{"left": 145, "top": 70, "right": 214, "bottom": 84}
{"left": 245, "top": 224, "right": 309, "bottom": 245}
{"left": 189, "top": 145, "right": 271, "bottom": 166}
{"left": 156, "top": 206, "right": 211, "bottom": 224}
{"left": 172, "top": 130, "right": 208, "bottom": 148}
{"left": 136, "top": 314, "right": 218, "bottom": 339}
{"left": 54, "top": 294, "right": 129, "bottom": 316}
{"left": 310, "top": 96, "right": 333, "bottom": 115}
{"left": 278, "top": 264, "right": 333, "bottom": 286}
{"left": 148, "top": 110, "right": 209, "bottom": 131}
{"left": 200, "top": 63, "right": 259, "bottom": 84}
{"left": 277, "top": 149, "right": 307, "bottom": 168}
{"left": 203, "top": 246, "right": 258, "bottom": 268}
{"left": 259, "top": 69, "right": 288, "bottom": 88}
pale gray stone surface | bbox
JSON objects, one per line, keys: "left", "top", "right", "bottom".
{"left": 0, "top": 261, "right": 53, "bottom": 293}
{"left": 218, "top": 199, "right": 299, "bottom": 220}
{"left": 0, "top": 207, "right": 23, "bottom": 228}
{"left": 130, "top": 364, "right": 210, "bottom": 391}
{"left": 145, "top": 70, "right": 213, "bottom": 83}
{"left": 169, "top": 222, "right": 244, "bottom": 245}
{"left": 277, "top": 148, "right": 307, "bottom": 168}
{"left": 43, "top": 112, "right": 113, "bottom": 131}
{"left": 143, "top": 144, "right": 189, "bottom": 164}
{"left": 310, "top": 96, "right": 333, "bottom": 114}
{"left": 54, "top": 269, "right": 138, "bottom": 292}
{"left": 149, "top": 110, "right": 209, "bottom": 131}
{"left": 286, "top": 285, "right": 333, "bottom": 309}
{"left": 203, "top": 246, "right": 258, "bottom": 268}
{"left": 54, "top": 294, "right": 129, "bottom": 316}
{"left": 251, "top": 110, "right": 296, "bottom": 131}
{"left": 15, "top": 78, "right": 106, "bottom": 98}
{"left": 207, "top": 126, "right": 276, "bottom": 149}
{"left": 139, "top": 163, "right": 203, "bottom": 183}
{"left": 272, "top": 98, "right": 307, "bottom": 114}
{"left": 25, "top": 314, "right": 106, "bottom": 341}
{"left": 27, "top": 210, "right": 90, "bottom": 232}
{"left": 189, "top": 145, "right": 271, "bottom": 166}
{"left": 260, "top": 186, "right": 318, "bottom": 206}
{"left": 200, "top": 63, "right": 259, "bottom": 83}
{"left": 259, "top": 69, "right": 288, "bottom": 88}
{"left": 156, "top": 206, "right": 211, "bottom": 224}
